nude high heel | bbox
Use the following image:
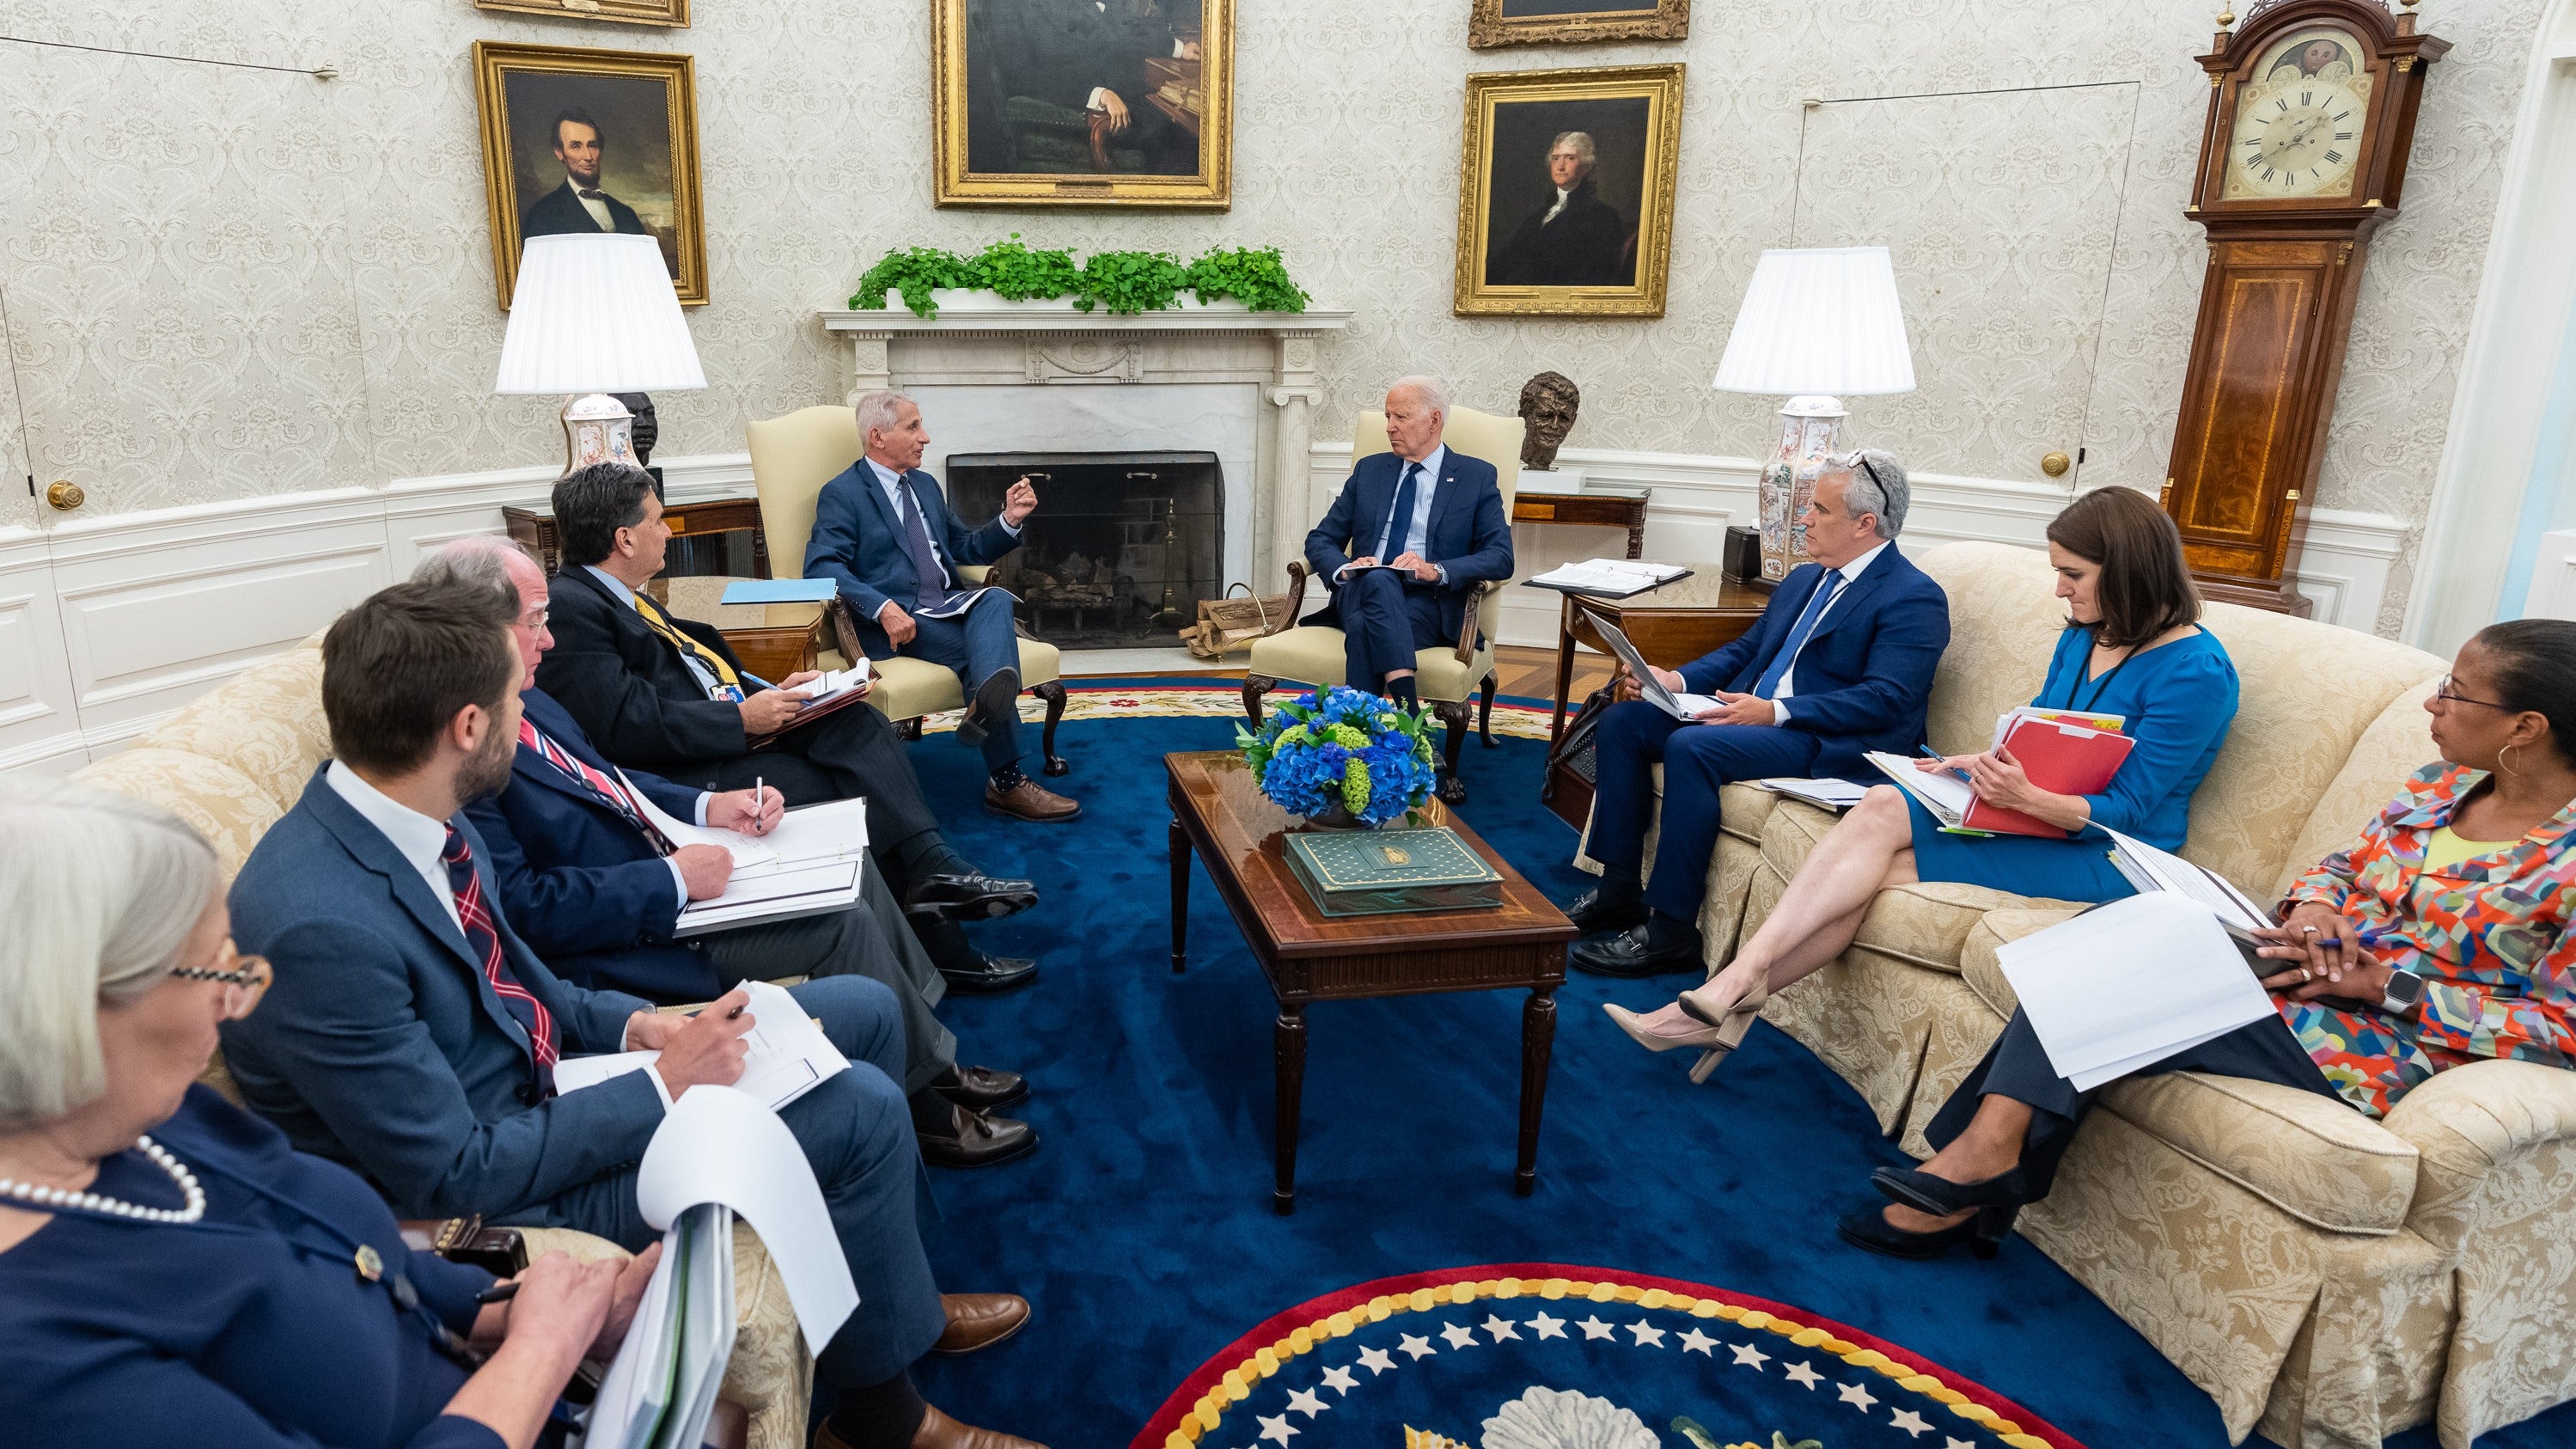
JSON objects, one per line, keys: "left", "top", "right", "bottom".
{"left": 1602, "top": 1001, "right": 1724, "bottom": 1053}
{"left": 1675, "top": 972, "right": 1769, "bottom": 1084}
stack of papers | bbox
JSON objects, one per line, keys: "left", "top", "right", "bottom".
{"left": 581, "top": 1201, "right": 736, "bottom": 1449}
{"left": 2102, "top": 827, "right": 2271, "bottom": 940}
{"left": 1865, "top": 751, "right": 1987, "bottom": 834}
{"left": 1524, "top": 559, "right": 1692, "bottom": 597}
{"left": 626, "top": 784, "right": 870, "bottom": 877}
{"left": 555, "top": 980, "right": 852, "bottom": 1111}
{"left": 786, "top": 663, "right": 869, "bottom": 700}
{"left": 1756, "top": 778, "right": 1869, "bottom": 810}
{"left": 1995, "top": 892, "right": 2279, "bottom": 1091}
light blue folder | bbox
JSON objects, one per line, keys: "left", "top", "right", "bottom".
{"left": 719, "top": 578, "right": 838, "bottom": 605}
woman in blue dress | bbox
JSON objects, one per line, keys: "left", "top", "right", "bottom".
{"left": 0, "top": 785, "right": 655, "bottom": 1449}
{"left": 1608, "top": 486, "right": 2238, "bottom": 1079}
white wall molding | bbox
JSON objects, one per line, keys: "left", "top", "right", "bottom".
{"left": 2526, "top": 528, "right": 2576, "bottom": 620}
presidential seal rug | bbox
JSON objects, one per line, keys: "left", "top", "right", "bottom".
{"left": 1133, "top": 1265, "right": 2080, "bottom": 1449}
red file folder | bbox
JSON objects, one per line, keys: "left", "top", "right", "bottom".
{"left": 1964, "top": 717, "right": 2135, "bottom": 838}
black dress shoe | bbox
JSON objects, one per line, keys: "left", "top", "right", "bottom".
{"left": 937, "top": 1065, "right": 1028, "bottom": 1110}
{"left": 1569, "top": 923, "right": 1704, "bottom": 978}
{"left": 1836, "top": 1202, "right": 1988, "bottom": 1260}
{"left": 953, "top": 667, "right": 1022, "bottom": 748}
{"left": 904, "top": 872, "right": 1040, "bottom": 924}
{"left": 938, "top": 954, "right": 1039, "bottom": 994}
{"left": 918, "top": 1105, "right": 1038, "bottom": 1169}
{"left": 1565, "top": 887, "right": 1648, "bottom": 936}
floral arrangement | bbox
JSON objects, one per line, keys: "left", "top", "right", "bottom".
{"left": 1236, "top": 687, "right": 1438, "bottom": 827}
{"left": 851, "top": 236, "right": 1310, "bottom": 318}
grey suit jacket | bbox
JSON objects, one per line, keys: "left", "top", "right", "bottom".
{"left": 222, "top": 766, "right": 666, "bottom": 1220}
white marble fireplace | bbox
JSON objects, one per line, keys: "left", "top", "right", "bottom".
{"left": 819, "top": 297, "right": 1352, "bottom": 629}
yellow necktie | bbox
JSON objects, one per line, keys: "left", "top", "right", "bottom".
{"left": 630, "top": 590, "right": 745, "bottom": 700}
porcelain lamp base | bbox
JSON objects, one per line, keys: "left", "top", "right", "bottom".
{"left": 1757, "top": 395, "right": 1847, "bottom": 584}
{"left": 559, "top": 393, "right": 639, "bottom": 475}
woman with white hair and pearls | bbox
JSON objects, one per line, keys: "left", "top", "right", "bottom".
{"left": 0, "top": 784, "right": 656, "bottom": 1448}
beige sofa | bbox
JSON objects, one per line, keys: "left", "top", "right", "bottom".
{"left": 1590, "top": 541, "right": 2576, "bottom": 1448}
{"left": 70, "top": 641, "right": 814, "bottom": 1449}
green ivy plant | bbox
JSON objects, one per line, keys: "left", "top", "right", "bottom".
{"left": 850, "top": 238, "right": 1309, "bottom": 319}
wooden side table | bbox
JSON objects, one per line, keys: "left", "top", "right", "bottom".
{"left": 1511, "top": 486, "right": 1649, "bottom": 559}
{"left": 1541, "top": 572, "right": 1771, "bottom": 828}
{"left": 505, "top": 494, "right": 772, "bottom": 579}
{"left": 656, "top": 577, "right": 827, "bottom": 682}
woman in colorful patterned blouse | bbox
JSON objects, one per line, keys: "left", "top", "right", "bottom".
{"left": 1839, "top": 619, "right": 2576, "bottom": 1262}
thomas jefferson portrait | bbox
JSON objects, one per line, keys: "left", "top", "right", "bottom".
{"left": 1479, "top": 98, "right": 1651, "bottom": 290}
{"left": 961, "top": 0, "right": 1206, "bottom": 176}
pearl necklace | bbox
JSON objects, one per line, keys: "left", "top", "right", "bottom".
{"left": 0, "top": 1136, "right": 205, "bottom": 1223}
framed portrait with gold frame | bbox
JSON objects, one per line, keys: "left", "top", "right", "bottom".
{"left": 473, "top": 0, "right": 688, "bottom": 28}
{"left": 1468, "top": 0, "right": 1688, "bottom": 49}
{"left": 472, "top": 41, "right": 707, "bottom": 309}
{"left": 1454, "top": 64, "right": 1683, "bottom": 318}
{"left": 931, "top": 0, "right": 1233, "bottom": 209}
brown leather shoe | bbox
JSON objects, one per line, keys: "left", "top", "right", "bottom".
{"left": 933, "top": 1292, "right": 1030, "bottom": 1354}
{"left": 813, "top": 1404, "right": 1047, "bottom": 1449}
{"left": 984, "top": 779, "right": 1080, "bottom": 822}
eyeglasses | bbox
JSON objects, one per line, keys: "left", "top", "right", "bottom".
{"left": 168, "top": 938, "right": 271, "bottom": 1021}
{"left": 2433, "top": 676, "right": 2515, "bottom": 712}
{"left": 516, "top": 608, "right": 549, "bottom": 629}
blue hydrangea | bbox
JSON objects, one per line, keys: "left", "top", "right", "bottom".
{"left": 1235, "top": 686, "right": 1438, "bottom": 824}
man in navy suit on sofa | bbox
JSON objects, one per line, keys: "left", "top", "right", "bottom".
{"left": 1569, "top": 449, "right": 1950, "bottom": 977}
{"left": 803, "top": 389, "right": 1081, "bottom": 824}
{"left": 222, "top": 577, "right": 1042, "bottom": 1449}
{"left": 1303, "top": 376, "right": 1515, "bottom": 709}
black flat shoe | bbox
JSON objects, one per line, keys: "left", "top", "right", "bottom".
{"left": 937, "top": 1065, "right": 1029, "bottom": 1110}
{"left": 918, "top": 1106, "right": 1038, "bottom": 1169}
{"left": 904, "top": 871, "right": 1040, "bottom": 924}
{"left": 1569, "top": 923, "right": 1704, "bottom": 978}
{"left": 1565, "top": 888, "right": 1648, "bottom": 936}
{"left": 1871, "top": 1163, "right": 2029, "bottom": 1218}
{"left": 937, "top": 954, "right": 1038, "bottom": 994}
{"left": 1837, "top": 1203, "right": 1989, "bottom": 1260}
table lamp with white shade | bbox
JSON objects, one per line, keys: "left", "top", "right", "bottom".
{"left": 494, "top": 233, "right": 706, "bottom": 475}
{"left": 1711, "top": 247, "right": 1915, "bottom": 584}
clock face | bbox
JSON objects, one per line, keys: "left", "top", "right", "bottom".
{"left": 2223, "top": 27, "right": 2374, "bottom": 201}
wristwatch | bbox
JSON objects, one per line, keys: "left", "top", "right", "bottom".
{"left": 2378, "top": 969, "right": 2426, "bottom": 1018}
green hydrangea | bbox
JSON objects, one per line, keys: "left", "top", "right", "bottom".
{"left": 1341, "top": 758, "right": 1371, "bottom": 814}
{"left": 1275, "top": 724, "right": 1309, "bottom": 749}
{"left": 1325, "top": 723, "right": 1370, "bottom": 751}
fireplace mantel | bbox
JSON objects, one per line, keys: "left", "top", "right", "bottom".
{"left": 817, "top": 297, "right": 1353, "bottom": 593}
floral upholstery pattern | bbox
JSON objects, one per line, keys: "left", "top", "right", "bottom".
{"left": 143, "top": 645, "right": 333, "bottom": 813}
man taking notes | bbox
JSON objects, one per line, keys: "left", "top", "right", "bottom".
{"left": 1568, "top": 449, "right": 1950, "bottom": 977}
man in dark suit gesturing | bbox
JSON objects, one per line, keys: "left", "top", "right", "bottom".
{"left": 520, "top": 108, "right": 650, "bottom": 240}
{"left": 1570, "top": 449, "right": 1951, "bottom": 976}
{"left": 803, "top": 389, "right": 1079, "bottom": 824}
{"left": 1303, "top": 376, "right": 1515, "bottom": 710}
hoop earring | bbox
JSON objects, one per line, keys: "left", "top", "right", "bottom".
{"left": 2497, "top": 743, "right": 2519, "bottom": 781}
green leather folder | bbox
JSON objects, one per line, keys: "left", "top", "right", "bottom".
{"left": 1282, "top": 828, "right": 1505, "bottom": 917}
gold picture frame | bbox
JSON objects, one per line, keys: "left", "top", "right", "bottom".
{"left": 473, "top": 0, "right": 689, "bottom": 28}
{"left": 1453, "top": 64, "right": 1683, "bottom": 318}
{"left": 931, "top": 0, "right": 1234, "bottom": 209}
{"left": 1468, "top": 0, "right": 1688, "bottom": 50}
{"left": 472, "top": 40, "right": 708, "bottom": 309}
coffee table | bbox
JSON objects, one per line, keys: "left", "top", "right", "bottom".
{"left": 1164, "top": 750, "right": 1577, "bottom": 1214}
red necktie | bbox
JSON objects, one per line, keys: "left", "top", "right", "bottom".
{"left": 519, "top": 719, "right": 674, "bottom": 855}
{"left": 440, "top": 827, "right": 559, "bottom": 1094}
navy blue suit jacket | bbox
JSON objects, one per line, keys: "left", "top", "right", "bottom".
{"left": 223, "top": 766, "right": 666, "bottom": 1220}
{"left": 1682, "top": 546, "right": 1950, "bottom": 780}
{"left": 1303, "top": 449, "right": 1515, "bottom": 645}
{"left": 803, "top": 462, "right": 1021, "bottom": 660}
{"left": 464, "top": 688, "right": 719, "bottom": 1004}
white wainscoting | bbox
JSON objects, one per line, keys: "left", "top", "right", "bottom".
{"left": 2525, "top": 529, "right": 2576, "bottom": 621}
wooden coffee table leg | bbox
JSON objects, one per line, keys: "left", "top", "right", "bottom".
{"left": 1274, "top": 1003, "right": 1307, "bottom": 1215}
{"left": 1168, "top": 815, "right": 1189, "bottom": 974}
{"left": 1517, "top": 985, "right": 1558, "bottom": 1196}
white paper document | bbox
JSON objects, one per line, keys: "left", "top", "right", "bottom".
{"left": 635, "top": 1084, "right": 860, "bottom": 1358}
{"left": 1526, "top": 558, "right": 1691, "bottom": 596}
{"left": 1588, "top": 618, "right": 1721, "bottom": 719}
{"left": 623, "top": 773, "right": 778, "bottom": 870}
{"left": 580, "top": 1201, "right": 735, "bottom": 1449}
{"left": 1995, "top": 892, "right": 2280, "bottom": 1092}
{"left": 787, "top": 662, "right": 870, "bottom": 700}
{"left": 555, "top": 980, "right": 852, "bottom": 1111}
{"left": 1865, "top": 750, "right": 1978, "bottom": 828}
{"left": 2102, "top": 827, "right": 2271, "bottom": 938}
{"left": 1757, "top": 778, "right": 1869, "bottom": 810}
{"left": 672, "top": 859, "right": 863, "bottom": 935}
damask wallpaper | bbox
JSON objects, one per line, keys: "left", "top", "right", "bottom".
{"left": 0, "top": 0, "right": 2549, "bottom": 637}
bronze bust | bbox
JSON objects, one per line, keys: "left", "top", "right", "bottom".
{"left": 1517, "top": 372, "right": 1579, "bottom": 471}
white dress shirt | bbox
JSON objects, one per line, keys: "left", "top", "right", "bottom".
{"left": 1770, "top": 541, "right": 1889, "bottom": 722}
{"left": 864, "top": 458, "right": 1020, "bottom": 621}
{"left": 566, "top": 171, "right": 613, "bottom": 232}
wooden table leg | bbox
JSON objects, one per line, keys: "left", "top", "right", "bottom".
{"left": 1273, "top": 1003, "right": 1307, "bottom": 1215}
{"left": 1548, "top": 594, "right": 1578, "bottom": 749}
{"left": 1517, "top": 984, "right": 1558, "bottom": 1196}
{"left": 1168, "top": 815, "right": 1189, "bottom": 974}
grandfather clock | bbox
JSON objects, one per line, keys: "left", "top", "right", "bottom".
{"left": 2162, "top": 0, "right": 2447, "bottom": 614}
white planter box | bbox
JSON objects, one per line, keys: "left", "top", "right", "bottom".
{"left": 924, "top": 288, "right": 1253, "bottom": 314}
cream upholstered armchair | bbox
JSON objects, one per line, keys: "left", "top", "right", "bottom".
{"left": 745, "top": 405, "right": 1069, "bottom": 776}
{"left": 1241, "top": 406, "right": 1522, "bottom": 803}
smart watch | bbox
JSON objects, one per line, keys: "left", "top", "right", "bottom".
{"left": 2378, "top": 969, "right": 2426, "bottom": 1018}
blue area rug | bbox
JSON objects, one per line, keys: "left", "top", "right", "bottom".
{"left": 899, "top": 700, "right": 2576, "bottom": 1449}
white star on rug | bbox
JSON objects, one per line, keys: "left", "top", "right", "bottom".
{"left": 1356, "top": 1347, "right": 1395, "bottom": 1375}
{"left": 1782, "top": 1360, "right": 1824, "bottom": 1389}
{"left": 1257, "top": 1415, "right": 1298, "bottom": 1446}
{"left": 1626, "top": 1319, "right": 1667, "bottom": 1347}
{"left": 1729, "top": 1342, "right": 1770, "bottom": 1369}
{"left": 1946, "top": 1440, "right": 1977, "bottom": 1449}
{"left": 1528, "top": 1311, "right": 1567, "bottom": 1340}
{"left": 1837, "top": 1382, "right": 1879, "bottom": 1411}
{"left": 1320, "top": 1365, "right": 1358, "bottom": 1395}
{"left": 1677, "top": 1328, "right": 1718, "bottom": 1355}
{"left": 1439, "top": 1322, "right": 1479, "bottom": 1350}
{"left": 1578, "top": 1316, "right": 1616, "bottom": 1340}
{"left": 1285, "top": 1389, "right": 1328, "bottom": 1420}
{"left": 1397, "top": 1333, "right": 1437, "bottom": 1360}
{"left": 1481, "top": 1314, "right": 1522, "bottom": 1342}
{"left": 1889, "top": 1409, "right": 1932, "bottom": 1437}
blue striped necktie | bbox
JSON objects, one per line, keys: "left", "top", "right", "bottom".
{"left": 1754, "top": 571, "right": 1847, "bottom": 699}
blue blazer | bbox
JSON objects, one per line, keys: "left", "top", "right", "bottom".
{"left": 223, "top": 766, "right": 667, "bottom": 1220}
{"left": 804, "top": 462, "right": 1021, "bottom": 660}
{"left": 464, "top": 688, "right": 720, "bottom": 1004}
{"left": 1303, "top": 449, "right": 1515, "bottom": 645}
{"left": 1684, "top": 547, "right": 1951, "bottom": 780}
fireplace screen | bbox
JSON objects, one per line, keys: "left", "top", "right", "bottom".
{"left": 945, "top": 451, "right": 1222, "bottom": 651}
